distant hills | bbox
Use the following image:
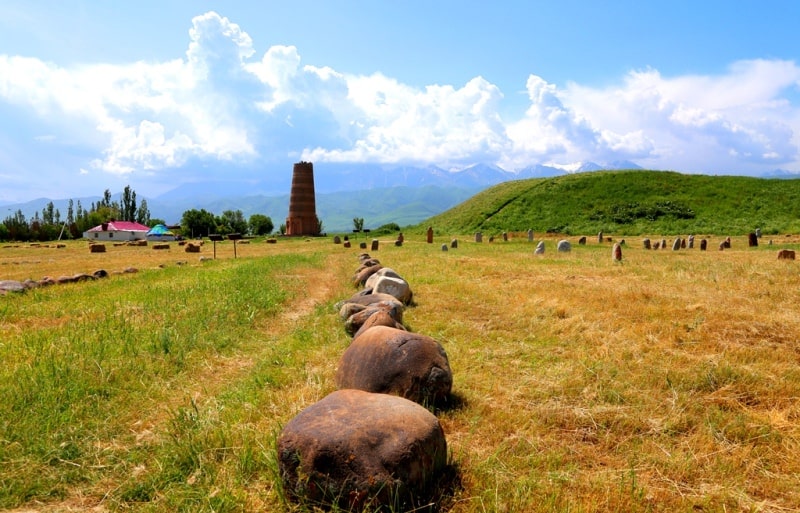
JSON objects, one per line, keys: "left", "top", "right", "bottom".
{"left": 4, "top": 162, "right": 799, "bottom": 232}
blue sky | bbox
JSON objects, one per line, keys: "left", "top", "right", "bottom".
{"left": 1, "top": 0, "right": 799, "bottom": 203}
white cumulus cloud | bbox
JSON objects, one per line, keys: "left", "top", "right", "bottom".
{"left": 0, "top": 9, "right": 799, "bottom": 198}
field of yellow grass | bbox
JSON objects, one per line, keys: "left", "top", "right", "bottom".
{"left": 2, "top": 233, "right": 800, "bottom": 512}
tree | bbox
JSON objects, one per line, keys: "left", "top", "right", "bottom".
{"left": 3, "top": 210, "right": 29, "bottom": 241}
{"left": 136, "top": 198, "right": 151, "bottom": 225}
{"left": 101, "top": 189, "right": 112, "bottom": 208}
{"left": 67, "top": 199, "right": 75, "bottom": 225}
{"left": 248, "top": 214, "right": 274, "bottom": 236}
{"left": 220, "top": 209, "right": 248, "bottom": 235}
{"left": 181, "top": 209, "right": 217, "bottom": 238}
{"left": 353, "top": 217, "right": 365, "bottom": 232}
{"left": 42, "top": 202, "right": 55, "bottom": 225}
{"left": 121, "top": 185, "right": 137, "bottom": 222}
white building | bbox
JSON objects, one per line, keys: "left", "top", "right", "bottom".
{"left": 83, "top": 220, "right": 151, "bottom": 241}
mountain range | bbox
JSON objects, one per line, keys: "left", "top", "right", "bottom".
{"left": 3, "top": 161, "right": 798, "bottom": 232}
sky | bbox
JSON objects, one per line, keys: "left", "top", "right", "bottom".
{"left": 1, "top": 0, "right": 799, "bottom": 203}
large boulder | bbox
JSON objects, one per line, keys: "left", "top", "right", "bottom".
{"left": 364, "top": 267, "right": 403, "bottom": 290}
{"left": 371, "top": 275, "right": 413, "bottom": 305}
{"left": 336, "top": 326, "right": 452, "bottom": 405}
{"left": 352, "top": 264, "right": 383, "bottom": 287}
{"left": 352, "top": 310, "right": 406, "bottom": 339}
{"left": 336, "top": 292, "right": 404, "bottom": 311}
{"left": 343, "top": 302, "right": 403, "bottom": 336}
{"left": 278, "top": 389, "right": 447, "bottom": 511}
{"left": 0, "top": 280, "right": 25, "bottom": 294}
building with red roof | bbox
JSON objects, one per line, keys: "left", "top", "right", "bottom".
{"left": 82, "top": 220, "right": 151, "bottom": 241}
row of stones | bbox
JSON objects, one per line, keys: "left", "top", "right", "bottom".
{"left": 276, "top": 252, "right": 454, "bottom": 511}
{"left": 0, "top": 268, "right": 137, "bottom": 295}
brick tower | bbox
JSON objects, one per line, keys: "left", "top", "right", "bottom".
{"left": 285, "top": 161, "right": 320, "bottom": 236}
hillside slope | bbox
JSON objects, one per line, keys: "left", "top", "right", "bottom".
{"left": 418, "top": 170, "right": 800, "bottom": 236}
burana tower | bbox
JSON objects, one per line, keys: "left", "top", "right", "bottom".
{"left": 285, "top": 161, "right": 320, "bottom": 236}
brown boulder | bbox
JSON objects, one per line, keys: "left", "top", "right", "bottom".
{"left": 336, "top": 326, "right": 452, "bottom": 404}
{"left": 344, "top": 302, "right": 403, "bottom": 336}
{"left": 338, "top": 292, "right": 404, "bottom": 310}
{"left": 352, "top": 310, "right": 406, "bottom": 339}
{"left": 278, "top": 389, "right": 447, "bottom": 511}
{"left": 777, "top": 249, "right": 796, "bottom": 260}
{"left": 352, "top": 264, "right": 383, "bottom": 287}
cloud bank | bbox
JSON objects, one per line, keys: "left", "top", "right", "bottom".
{"left": 1, "top": 10, "right": 799, "bottom": 200}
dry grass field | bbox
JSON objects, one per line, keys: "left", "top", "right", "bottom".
{"left": 2, "top": 233, "right": 800, "bottom": 512}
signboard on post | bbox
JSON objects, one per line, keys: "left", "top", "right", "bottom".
{"left": 228, "top": 233, "right": 242, "bottom": 258}
{"left": 209, "top": 234, "right": 223, "bottom": 259}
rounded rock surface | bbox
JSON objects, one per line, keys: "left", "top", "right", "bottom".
{"left": 336, "top": 326, "right": 452, "bottom": 404}
{"left": 278, "top": 389, "right": 447, "bottom": 510}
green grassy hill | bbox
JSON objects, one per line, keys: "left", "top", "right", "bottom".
{"left": 415, "top": 170, "right": 800, "bottom": 236}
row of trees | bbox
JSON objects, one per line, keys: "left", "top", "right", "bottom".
{"left": 1, "top": 185, "right": 278, "bottom": 242}
{"left": 180, "top": 209, "right": 274, "bottom": 238}
{"left": 1, "top": 186, "right": 155, "bottom": 242}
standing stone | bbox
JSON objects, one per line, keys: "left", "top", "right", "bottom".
{"left": 688, "top": 235, "right": 695, "bottom": 249}
{"left": 488, "top": 236, "right": 495, "bottom": 243}
{"left": 700, "top": 239, "right": 708, "bottom": 251}
{"left": 441, "top": 244, "right": 448, "bottom": 252}
{"left": 672, "top": 237, "right": 681, "bottom": 251}
{"left": 333, "top": 235, "right": 341, "bottom": 244}
{"left": 578, "top": 236, "right": 587, "bottom": 245}
{"left": 475, "top": 232, "right": 482, "bottom": 243}
{"left": 748, "top": 232, "right": 758, "bottom": 247}
{"left": 502, "top": 231, "right": 508, "bottom": 242}
{"left": 557, "top": 240, "right": 571, "bottom": 252}
{"left": 660, "top": 239, "right": 666, "bottom": 250}
{"left": 597, "top": 231, "right": 603, "bottom": 243}
{"left": 642, "top": 238, "right": 651, "bottom": 250}
{"left": 527, "top": 229, "right": 533, "bottom": 242}
{"left": 426, "top": 226, "right": 433, "bottom": 244}
{"left": 371, "top": 239, "right": 379, "bottom": 251}
{"left": 344, "top": 240, "right": 351, "bottom": 248}
{"left": 719, "top": 241, "right": 726, "bottom": 251}
{"left": 724, "top": 236, "right": 732, "bottom": 249}
{"left": 451, "top": 239, "right": 458, "bottom": 249}
{"left": 534, "top": 241, "right": 545, "bottom": 254}
{"left": 395, "top": 240, "right": 403, "bottom": 247}
{"left": 277, "top": 389, "right": 447, "bottom": 511}
{"left": 777, "top": 249, "right": 796, "bottom": 260}
{"left": 680, "top": 238, "right": 686, "bottom": 249}
{"left": 336, "top": 326, "right": 452, "bottom": 404}
{"left": 612, "top": 243, "right": 622, "bottom": 262}
{"left": 360, "top": 241, "right": 368, "bottom": 249}
{"left": 397, "top": 232, "right": 404, "bottom": 244}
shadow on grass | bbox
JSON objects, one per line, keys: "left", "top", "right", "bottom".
{"left": 431, "top": 390, "right": 468, "bottom": 415}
